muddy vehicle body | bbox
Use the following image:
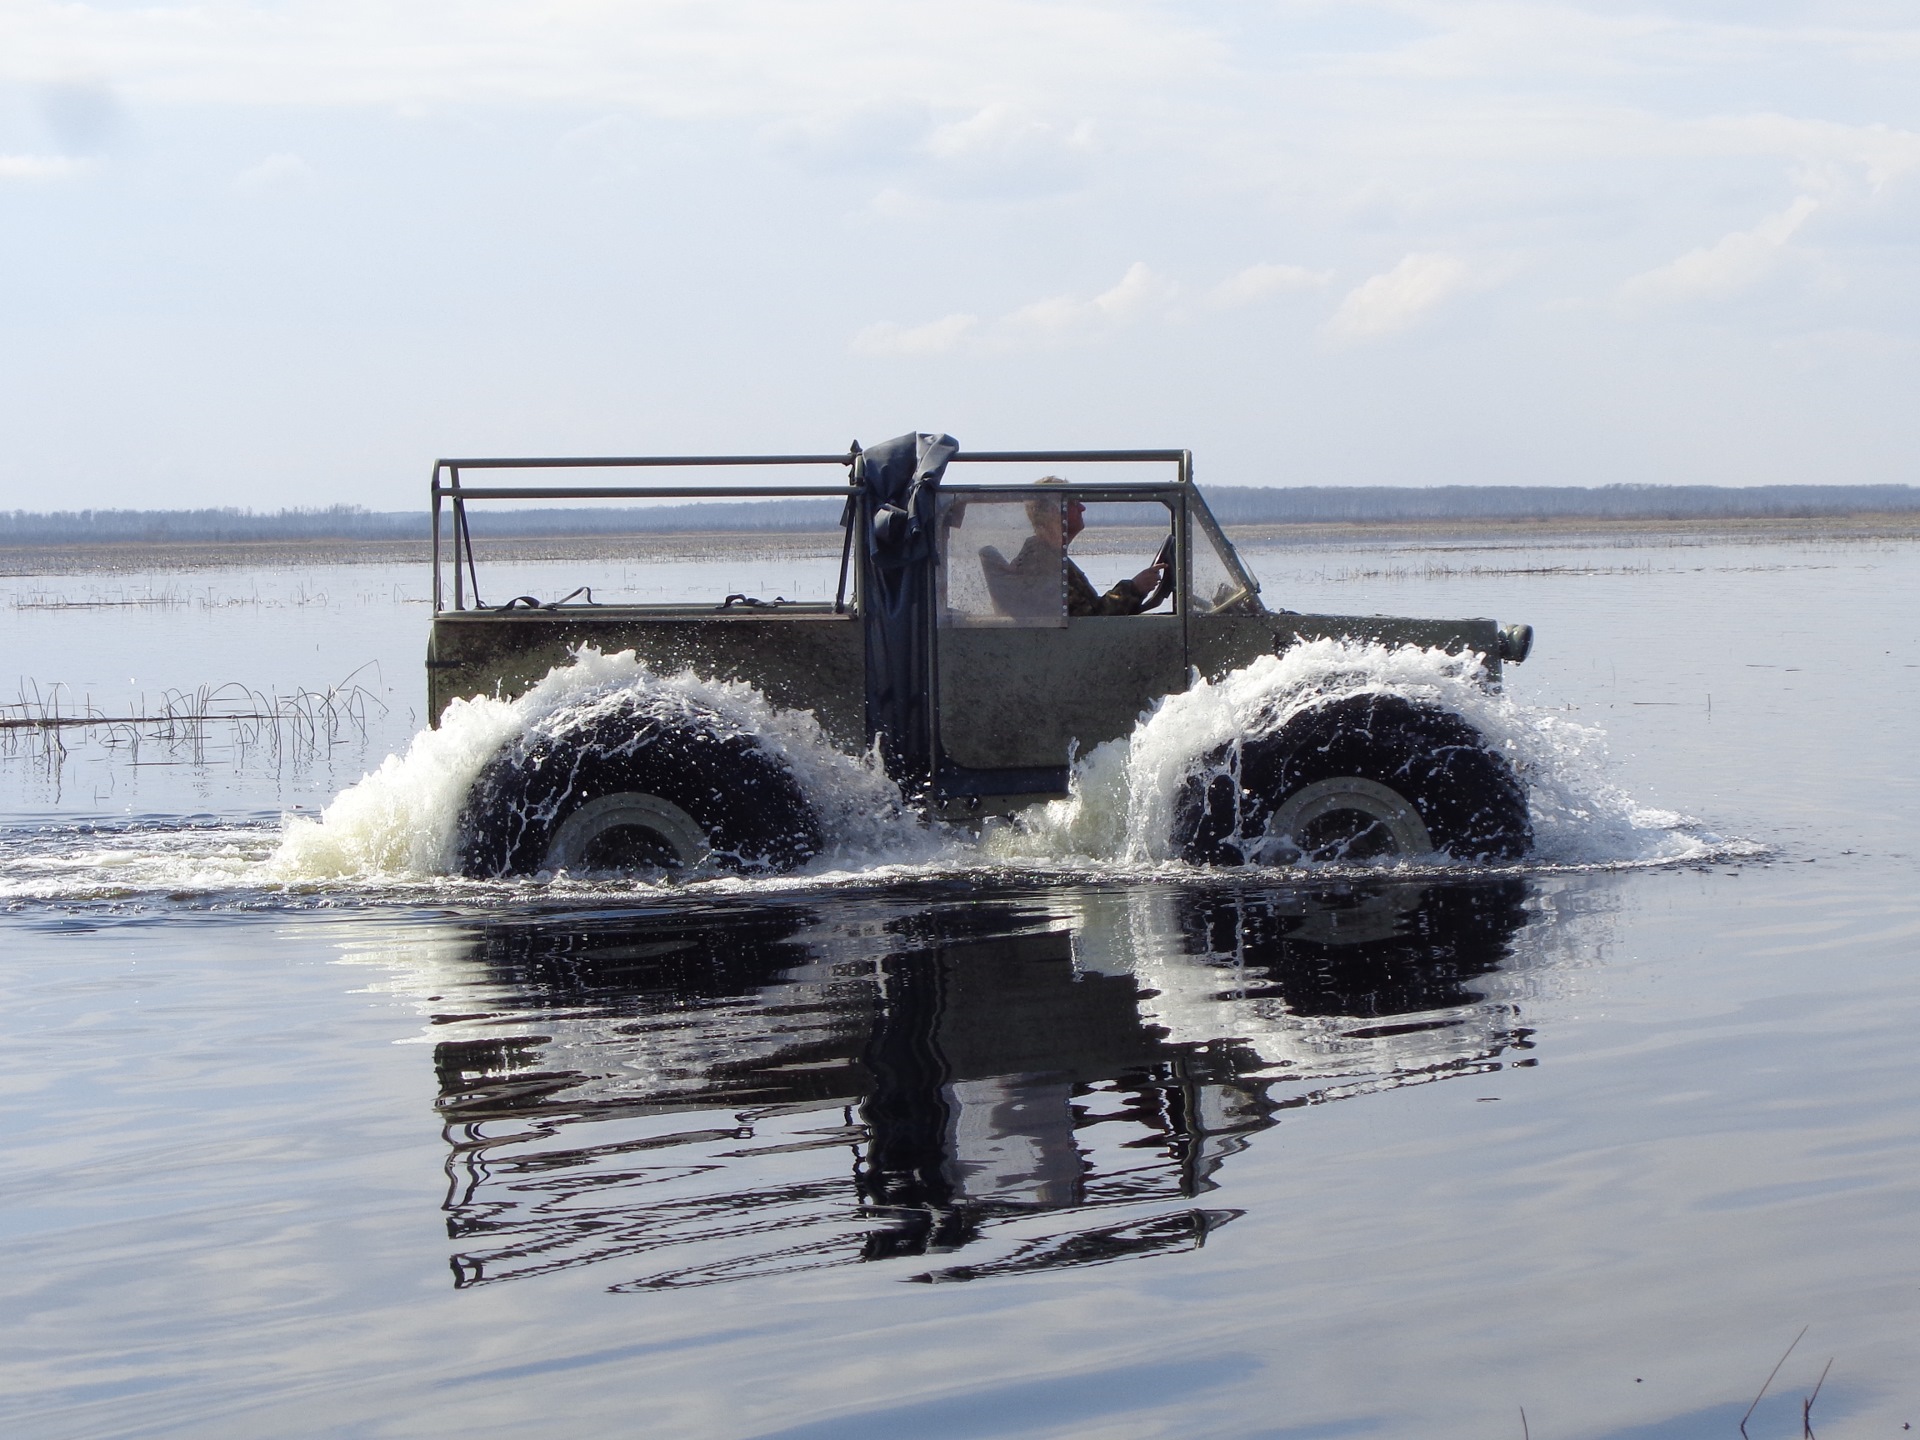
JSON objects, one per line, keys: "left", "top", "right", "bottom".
{"left": 428, "top": 432, "right": 1534, "bottom": 875}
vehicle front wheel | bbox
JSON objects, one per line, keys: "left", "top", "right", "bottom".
{"left": 1172, "top": 692, "right": 1530, "bottom": 866}
{"left": 455, "top": 694, "right": 822, "bottom": 878}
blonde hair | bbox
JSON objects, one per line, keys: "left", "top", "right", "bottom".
{"left": 1026, "top": 475, "right": 1068, "bottom": 528}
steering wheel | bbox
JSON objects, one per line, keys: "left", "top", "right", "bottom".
{"left": 1140, "top": 533, "right": 1176, "bottom": 611}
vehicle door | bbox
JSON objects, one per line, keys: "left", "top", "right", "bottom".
{"left": 932, "top": 489, "right": 1185, "bottom": 788}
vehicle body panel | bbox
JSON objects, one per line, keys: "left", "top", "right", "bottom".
{"left": 429, "top": 608, "right": 866, "bottom": 749}
{"left": 937, "top": 615, "right": 1185, "bottom": 770}
{"left": 430, "top": 604, "right": 1504, "bottom": 793}
{"left": 1187, "top": 612, "right": 1506, "bottom": 684}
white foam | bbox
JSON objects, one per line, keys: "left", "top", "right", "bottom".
{"left": 268, "top": 646, "right": 918, "bottom": 882}
{"left": 994, "top": 638, "right": 1734, "bottom": 870}
{"left": 0, "top": 823, "right": 279, "bottom": 903}
{"left": 2, "top": 640, "right": 1752, "bottom": 902}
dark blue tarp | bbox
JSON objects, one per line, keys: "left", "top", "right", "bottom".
{"left": 857, "top": 431, "right": 958, "bottom": 784}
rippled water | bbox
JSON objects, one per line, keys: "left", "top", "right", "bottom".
{"left": 3, "top": 531, "right": 1918, "bottom": 1438}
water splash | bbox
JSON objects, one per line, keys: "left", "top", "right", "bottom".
{"left": 2, "top": 641, "right": 1750, "bottom": 903}
{"left": 269, "top": 647, "right": 915, "bottom": 882}
{"left": 996, "top": 639, "right": 1731, "bottom": 869}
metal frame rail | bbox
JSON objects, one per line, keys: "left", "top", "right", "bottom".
{"left": 430, "top": 448, "right": 1198, "bottom": 613}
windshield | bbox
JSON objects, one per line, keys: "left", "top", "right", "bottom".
{"left": 1187, "top": 496, "right": 1261, "bottom": 615}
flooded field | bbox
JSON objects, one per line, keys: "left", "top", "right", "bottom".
{"left": 3, "top": 525, "right": 1917, "bottom": 1438}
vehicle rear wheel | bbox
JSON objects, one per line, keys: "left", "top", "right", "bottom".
{"left": 455, "top": 695, "right": 821, "bottom": 878}
{"left": 1173, "top": 693, "right": 1529, "bottom": 866}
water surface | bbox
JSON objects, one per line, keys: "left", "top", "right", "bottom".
{"left": 3, "top": 529, "right": 1916, "bottom": 1438}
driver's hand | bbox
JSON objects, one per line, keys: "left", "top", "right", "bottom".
{"left": 1131, "top": 562, "right": 1167, "bottom": 593}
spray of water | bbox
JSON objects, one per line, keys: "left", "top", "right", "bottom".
{"left": 269, "top": 647, "right": 912, "bottom": 881}
{"left": 0, "top": 641, "right": 1744, "bottom": 901}
{"left": 995, "top": 638, "right": 1722, "bottom": 869}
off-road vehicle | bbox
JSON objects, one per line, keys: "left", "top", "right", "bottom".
{"left": 426, "top": 431, "right": 1534, "bottom": 875}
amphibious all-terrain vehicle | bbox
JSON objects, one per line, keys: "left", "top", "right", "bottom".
{"left": 427, "top": 432, "right": 1534, "bottom": 876}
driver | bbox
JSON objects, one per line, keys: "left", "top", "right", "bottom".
{"left": 1022, "top": 477, "right": 1170, "bottom": 617}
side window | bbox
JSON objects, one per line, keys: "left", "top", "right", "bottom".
{"left": 937, "top": 495, "right": 1066, "bottom": 628}
{"left": 1071, "top": 500, "right": 1176, "bottom": 611}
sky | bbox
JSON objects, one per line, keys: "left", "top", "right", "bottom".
{"left": 2, "top": 0, "right": 1918, "bottom": 511}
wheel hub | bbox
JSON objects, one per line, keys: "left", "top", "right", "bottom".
{"left": 1262, "top": 777, "right": 1434, "bottom": 864}
{"left": 544, "top": 792, "right": 712, "bottom": 875}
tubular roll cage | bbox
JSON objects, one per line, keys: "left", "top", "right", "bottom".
{"left": 428, "top": 447, "right": 1250, "bottom": 615}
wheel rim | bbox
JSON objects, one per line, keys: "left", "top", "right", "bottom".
{"left": 544, "top": 792, "right": 712, "bottom": 875}
{"left": 1262, "top": 777, "right": 1433, "bottom": 864}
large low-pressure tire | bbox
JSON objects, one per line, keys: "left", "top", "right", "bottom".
{"left": 1173, "top": 693, "right": 1530, "bottom": 867}
{"left": 455, "top": 696, "right": 822, "bottom": 879}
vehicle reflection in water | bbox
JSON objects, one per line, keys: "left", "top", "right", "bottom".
{"left": 427, "top": 879, "right": 1539, "bottom": 1291}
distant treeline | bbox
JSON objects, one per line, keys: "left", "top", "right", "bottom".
{"left": 1198, "top": 483, "right": 1920, "bottom": 524}
{"left": 5, "top": 484, "right": 1918, "bottom": 544}
{"left": 0, "top": 501, "right": 848, "bottom": 543}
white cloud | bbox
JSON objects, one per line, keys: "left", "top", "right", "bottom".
{"left": 0, "top": 153, "right": 82, "bottom": 180}
{"left": 925, "top": 103, "right": 1092, "bottom": 163}
{"left": 1000, "top": 262, "right": 1174, "bottom": 340}
{"left": 851, "top": 262, "right": 1177, "bottom": 358}
{"left": 851, "top": 313, "right": 979, "bottom": 357}
{"left": 856, "top": 254, "right": 1470, "bottom": 359}
{"left": 1620, "top": 196, "right": 1819, "bottom": 304}
{"left": 0, "top": 1, "right": 1222, "bottom": 114}
{"left": 1711, "top": 116, "right": 1920, "bottom": 198}
{"left": 10, "top": 0, "right": 1920, "bottom": 504}
{"left": 1208, "top": 263, "right": 1332, "bottom": 310}
{"left": 1323, "top": 254, "right": 1472, "bottom": 344}
{"left": 234, "top": 152, "right": 314, "bottom": 189}
{"left": 918, "top": 102, "right": 1097, "bottom": 197}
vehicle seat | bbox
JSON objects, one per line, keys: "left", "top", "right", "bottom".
{"left": 977, "top": 544, "right": 1060, "bottom": 619}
